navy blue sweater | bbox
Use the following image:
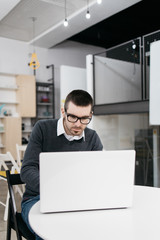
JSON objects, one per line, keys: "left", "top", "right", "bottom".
{"left": 20, "top": 119, "right": 103, "bottom": 200}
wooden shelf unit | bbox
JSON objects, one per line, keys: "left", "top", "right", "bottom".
{"left": 16, "top": 75, "right": 36, "bottom": 117}
{"left": 0, "top": 117, "right": 21, "bottom": 159}
{"left": 0, "top": 73, "right": 36, "bottom": 158}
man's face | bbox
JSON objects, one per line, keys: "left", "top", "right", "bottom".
{"left": 62, "top": 101, "right": 92, "bottom": 136}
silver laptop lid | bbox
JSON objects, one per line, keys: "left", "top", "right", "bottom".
{"left": 40, "top": 150, "right": 135, "bottom": 213}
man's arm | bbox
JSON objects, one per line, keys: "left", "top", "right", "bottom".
{"left": 20, "top": 121, "right": 43, "bottom": 195}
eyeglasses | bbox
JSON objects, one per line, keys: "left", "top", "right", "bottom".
{"left": 65, "top": 113, "right": 92, "bottom": 125}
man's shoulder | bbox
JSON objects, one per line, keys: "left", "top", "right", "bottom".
{"left": 35, "top": 119, "right": 58, "bottom": 128}
{"left": 85, "top": 127, "right": 96, "bottom": 136}
{"left": 85, "top": 127, "right": 103, "bottom": 150}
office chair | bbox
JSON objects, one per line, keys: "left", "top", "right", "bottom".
{"left": 6, "top": 170, "right": 35, "bottom": 240}
{"left": 0, "top": 152, "right": 22, "bottom": 221}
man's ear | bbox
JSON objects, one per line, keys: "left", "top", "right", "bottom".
{"left": 61, "top": 107, "right": 65, "bottom": 117}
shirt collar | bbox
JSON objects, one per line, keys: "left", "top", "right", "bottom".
{"left": 57, "top": 117, "right": 85, "bottom": 141}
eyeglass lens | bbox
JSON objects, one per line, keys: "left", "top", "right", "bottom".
{"left": 67, "top": 114, "right": 91, "bottom": 124}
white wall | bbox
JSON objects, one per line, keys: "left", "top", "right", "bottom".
{"left": 0, "top": 37, "right": 105, "bottom": 118}
{"left": 51, "top": 41, "right": 105, "bottom": 68}
{"left": 60, "top": 65, "right": 86, "bottom": 112}
{"left": 150, "top": 40, "right": 160, "bottom": 125}
{"left": 0, "top": 37, "right": 52, "bottom": 79}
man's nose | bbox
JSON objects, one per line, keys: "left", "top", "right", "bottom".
{"left": 74, "top": 119, "right": 81, "bottom": 126}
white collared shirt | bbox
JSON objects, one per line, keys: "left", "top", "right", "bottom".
{"left": 57, "top": 117, "right": 85, "bottom": 141}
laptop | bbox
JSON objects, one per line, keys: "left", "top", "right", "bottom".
{"left": 39, "top": 150, "right": 135, "bottom": 213}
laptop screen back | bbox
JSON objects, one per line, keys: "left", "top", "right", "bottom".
{"left": 40, "top": 150, "right": 135, "bottom": 213}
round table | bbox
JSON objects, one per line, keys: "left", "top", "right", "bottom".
{"left": 29, "top": 186, "right": 160, "bottom": 240}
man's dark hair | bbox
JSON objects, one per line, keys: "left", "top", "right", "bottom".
{"left": 64, "top": 89, "right": 93, "bottom": 111}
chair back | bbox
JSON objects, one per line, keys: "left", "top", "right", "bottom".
{"left": 6, "top": 170, "right": 35, "bottom": 240}
{"left": 16, "top": 144, "right": 27, "bottom": 167}
{"left": 0, "top": 152, "right": 21, "bottom": 221}
{"left": 0, "top": 152, "right": 20, "bottom": 174}
{"left": 0, "top": 158, "right": 8, "bottom": 175}
{"left": 0, "top": 158, "right": 8, "bottom": 207}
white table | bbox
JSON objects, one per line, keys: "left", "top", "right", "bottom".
{"left": 29, "top": 186, "right": 160, "bottom": 240}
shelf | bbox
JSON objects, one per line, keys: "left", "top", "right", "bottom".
{"left": 0, "top": 86, "right": 18, "bottom": 90}
{"left": 0, "top": 72, "right": 17, "bottom": 77}
{"left": 37, "top": 116, "right": 53, "bottom": 119}
{"left": 37, "top": 103, "right": 52, "bottom": 106}
{"left": 37, "top": 90, "right": 52, "bottom": 93}
{"left": 0, "top": 145, "right": 5, "bottom": 149}
{"left": 33, "top": 66, "right": 55, "bottom": 125}
{"left": 36, "top": 81, "right": 53, "bottom": 87}
{"left": 22, "top": 130, "right": 32, "bottom": 133}
{"left": 0, "top": 101, "right": 19, "bottom": 104}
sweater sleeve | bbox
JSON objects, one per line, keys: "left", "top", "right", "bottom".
{"left": 20, "top": 121, "right": 44, "bottom": 196}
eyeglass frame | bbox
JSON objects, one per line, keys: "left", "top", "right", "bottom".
{"left": 65, "top": 112, "right": 92, "bottom": 125}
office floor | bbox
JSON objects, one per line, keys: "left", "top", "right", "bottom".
{"left": 0, "top": 179, "right": 24, "bottom": 240}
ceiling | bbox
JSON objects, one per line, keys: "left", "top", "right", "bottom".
{"left": 1, "top": 0, "right": 159, "bottom": 50}
{"left": 0, "top": 0, "right": 141, "bottom": 49}
{"left": 69, "top": 1, "right": 160, "bottom": 50}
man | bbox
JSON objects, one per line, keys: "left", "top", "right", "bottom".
{"left": 20, "top": 89, "right": 103, "bottom": 239}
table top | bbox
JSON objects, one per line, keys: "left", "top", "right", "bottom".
{"left": 29, "top": 185, "right": 160, "bottom": 240}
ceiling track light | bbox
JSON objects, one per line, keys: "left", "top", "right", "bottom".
{"left": 132, "top": 40, "right": 136, "bottom": 50}
{"left": 86, "top": 10, "right": 90, "bottom": 19}
{"left": 63, "top": 0, "right": 101, "bottom": 26}
{"left": 64, "top": 18, "right": 68, "bottom": 27}
{"left": 86, "top": 0, "right": 91, "bottom": 19}
{"left": 64, "top": 0, "right": 68, "bottom": 27}
{"left": 97, "top": 0, "right": 102, "bottom": 4}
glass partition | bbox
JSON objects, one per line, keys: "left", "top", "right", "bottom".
{"left": 94, "top": 38, "right": 142, "bottom": 105}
